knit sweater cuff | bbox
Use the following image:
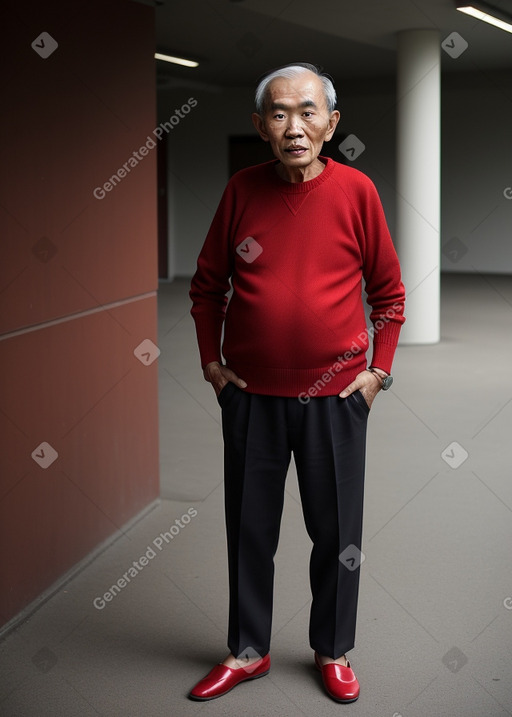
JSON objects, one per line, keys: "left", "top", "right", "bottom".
{"left": 370, "top": 320, "right": 403, "bottom": 374}
{"left": 191, "top": 313, "right": 223, "bottom": 368}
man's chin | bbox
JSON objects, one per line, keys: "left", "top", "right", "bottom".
{"left": 279, "top": 152, "right": 318, "bottom": 167}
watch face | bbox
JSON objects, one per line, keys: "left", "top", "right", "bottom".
{"left": 382, "top": 375, "right": 393, "bottom": 390}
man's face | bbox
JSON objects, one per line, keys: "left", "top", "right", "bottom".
{"left": 252, "top": 72, "right": 340, "bottom": 171}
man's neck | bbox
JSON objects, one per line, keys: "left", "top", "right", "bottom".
{"left": 275, "top": 158, "right": 326, "bottom": 183}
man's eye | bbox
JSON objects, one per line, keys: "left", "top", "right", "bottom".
{"left": 303, "top": 112, "right": 313, "bottom": 117}
{"left": 274, "top": 113, "right": 285, "bottom": 120}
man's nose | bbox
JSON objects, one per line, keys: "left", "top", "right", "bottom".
{"left": 285, "top": 117, "right": 304, "bottom": 136}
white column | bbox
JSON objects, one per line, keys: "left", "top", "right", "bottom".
{"left": 396, "top": 30, "right": 441, "bottom": 344}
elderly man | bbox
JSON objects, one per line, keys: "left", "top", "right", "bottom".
{"left": 188, "top": 62, "right": 405, "bottom": 704}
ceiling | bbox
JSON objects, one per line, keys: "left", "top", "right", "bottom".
{"left": 154, "top": 0, "right": 512, "bottom": 90}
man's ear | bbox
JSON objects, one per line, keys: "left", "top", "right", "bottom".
{"left": 324, "top": 110, "right": 341, "bottom": 142}
{"left": 252, "top": 113, "right": 269, "bottom": 142}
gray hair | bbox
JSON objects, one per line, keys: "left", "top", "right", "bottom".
{"left": 254, "top": 62, "right": 337, "bottom": 115}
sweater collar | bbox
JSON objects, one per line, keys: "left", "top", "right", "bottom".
{"left": 269, "top": 156, "right": 335, "bottom": 193}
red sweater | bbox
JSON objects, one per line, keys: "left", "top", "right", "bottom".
{"left": 190, "top": 157, "right": 405, "bottom": 398}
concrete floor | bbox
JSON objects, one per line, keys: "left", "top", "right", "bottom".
{"left": 1, "top": 273, "right": 512, "bottom": 717}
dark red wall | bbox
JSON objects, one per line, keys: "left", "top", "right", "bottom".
{"left": 0, "top": 0, "right": 159, "bottom": 627}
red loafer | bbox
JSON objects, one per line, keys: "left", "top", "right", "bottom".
{"left": 188, "top": 654, "right": 271, "bottom": 701}
{"left": 314, "top": 652, "right": 360, "bottom": 703}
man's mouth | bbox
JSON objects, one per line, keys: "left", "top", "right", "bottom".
{"left": 285, "top": 146, "right": 307, "bottom": 156}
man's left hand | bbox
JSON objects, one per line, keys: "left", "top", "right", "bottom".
{"left": 339, "top": 370, "right": 382, "bottom": 409}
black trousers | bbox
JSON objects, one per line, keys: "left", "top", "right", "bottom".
{"left": 218, "top": 382, "right": 369, "bottom": 661}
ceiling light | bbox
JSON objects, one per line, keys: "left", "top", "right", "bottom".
{"left": 456, "top": 2, "right": 512, "bottom": 34}
{"left": 154, "top": 53, "right": 199, "bottom": 68}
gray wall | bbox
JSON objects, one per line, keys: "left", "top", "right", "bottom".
{"left": 157, "top": 86, "right": 254, "bottom": 279}
{"left": 441, "top": 72, "right": 512, "bottom": 273}
{"left": 158, "top": 70, "right": 512, "bottom": 278}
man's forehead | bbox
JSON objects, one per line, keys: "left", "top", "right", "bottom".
{"left": 266, "top": 74, "right": 324, "bottom": 103}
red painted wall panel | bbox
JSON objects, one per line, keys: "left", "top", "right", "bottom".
{"left": 0, "top": 298, "right": 159, "bottom": 623}
{"left": 0, "top": 0, "right": 158, "bottom": 332}
{"left": 0, "top": 0, "right": 160, "bottom": 627}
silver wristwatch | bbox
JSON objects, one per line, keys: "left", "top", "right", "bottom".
{"left": 367, "top": 366, "right": 393, "bottom": 391}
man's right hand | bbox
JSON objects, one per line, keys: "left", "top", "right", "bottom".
{"left": 203, "top": 361, "right": 247, "bottom": 397}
